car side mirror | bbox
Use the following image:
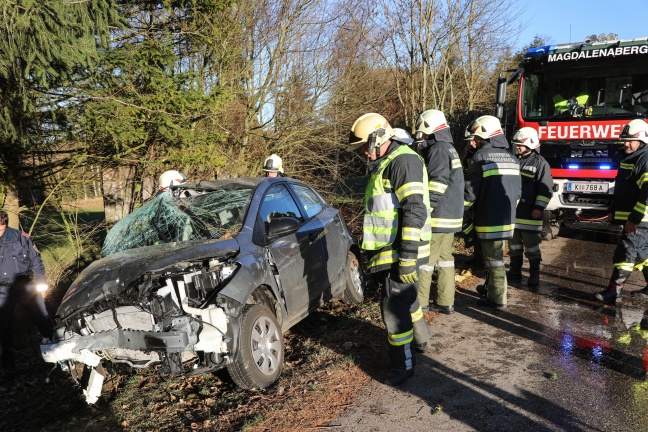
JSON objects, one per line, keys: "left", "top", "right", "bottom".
{"left": 267, "top": 217, "right": 300, "bottom": 238}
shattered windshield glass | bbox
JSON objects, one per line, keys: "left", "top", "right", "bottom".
{"left": 102, "top": 187, "right": 253, "bottom": 257}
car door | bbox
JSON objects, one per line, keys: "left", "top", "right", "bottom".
{"left": 259, "top": 183, "right": 324, "bottom": 320}
{"left": 289, "top": 183, "right": 348, "bottom": 307}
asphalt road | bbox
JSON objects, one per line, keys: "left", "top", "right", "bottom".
{"left": 330, "top": 229, "right": 648, "bottom": 432}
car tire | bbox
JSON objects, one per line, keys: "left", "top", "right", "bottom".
{"left": 227, "top": 304, "right": 284, "bottom": 389}
{"left": 342, "top": 251, "right": 365, "bottom": 304}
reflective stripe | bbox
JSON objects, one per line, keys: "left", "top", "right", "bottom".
{"left": 369, "top": 250, "right": 399, "bottom": 268}
{"left": 536, "top": 196, "right": 550, "bottom": 203}
{"left": 521, "top": 171, "right": 535, "bottom": 178}
{"left": 382, "top": 179, "right": 392, "bottom": 189}
{"left": 515, "top": 218, "right": 542, "bottom": 226}
{"left": 615, "top": 211, "right": 630, "bottom": 221}
{"left": 366, "top": 193, "right": 400, "bottom": 213}
{"left": 429, "top": 181, "right": 448, "bottom": 193}
{"left": 402, "top": 227, "right": 422, "bottom": 241}
{"left": 420, "top": 264, "right": 435, "bottom": 272}
{"left": 515, "top": 223, "right": 543, "bottom": 231}
{"left": 483, "top": 162, "right": 519, "bottom": 171}
{"left": 484, "top": 168, "right": 520, "bottom": 177}
{"left": 636, "top": 258, "right": 648, "bottom": 272}
{"left": 463, "top": 223, "right": 474, "bottom": 234}
{"left": 620, "top": 162, "right": 634, "bottom": 170}
{"left": 388, "top": 329, "right": 414, "bottom": 346}
{"left": 411, "top": 307, "right": 424, "bottom": 323}
{"left": 522, "top": 165, "right": 538, "bottom": 173}
{"left": 509, "top": 244, "right": 523, "bottom": 250}
{"left": 419, "top": 242, "right": 430, "bottom": 259}
{"left": 451, "top": 159, "right": 462, "bottom": 169}
{"left": 464, "top": 201, "right": 474, "bottom": 207}
{"left": 477, "top": 229, "right": 514, "bottom": 239}
{"left": 396, "top": 182, "right": 425, "bottom": 201}
{"left": 614, "top": 262, "right": 635, "bottom": 272}
{"left": 638, "top": 173, "right": 648, "bottom": 188}
{"left": 485, "top": 260, "right": 505, "bottom": 268}
{"left": 437, "top": 260, "right": 454, "bottom": 267}
{"left": 430, "top": 217, "right": 463, "bottom": 229}
{"left": 635, "top": 202, "right": 647, "bottom": 215}
{"left": 475, "top": 224, "right": 515, "bottom": 233}
{"left": 526, "top": 244, "right": 540, "bottom": 253}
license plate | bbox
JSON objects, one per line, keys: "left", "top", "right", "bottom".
{"left": 566, "top": 182, "right": 609, "bottom": 193}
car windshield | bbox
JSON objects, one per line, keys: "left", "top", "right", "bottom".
{"left": 101, "top": 187, "right": 253, "bottom": 256}
{"left": 521, "top": 61, "right": 648, "bottom": 120}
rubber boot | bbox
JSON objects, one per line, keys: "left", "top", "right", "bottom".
{"left": 527, "top": 259, "right": 541, "bottom": 286}
{"left": 595, "top": 283, "right": 623, "bottom": 304}
{"left": 507, "top": 255, "right": 523, "bottom": 281}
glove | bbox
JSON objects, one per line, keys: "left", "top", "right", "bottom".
{"left": 398, "top": 258, "right": 418, "bottom": 284}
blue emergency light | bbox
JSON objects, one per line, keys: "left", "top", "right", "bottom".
{"left": 599, "top": 164, "right": 611, "bottom": 170}
{"left": 568, "top": 164, "right": 580, "bottom": 169}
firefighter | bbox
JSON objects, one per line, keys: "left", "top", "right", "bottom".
{"left": 596, "top": 119, "right": 648, "bottom": 304}
{"left": 348, "top": 113, "right": 431, "bottom": 386}
{"left": 263, "top": 154, "right": 284, "bottom": 177}
{"left": 461, "top": 128, "right": 484, "bottom": 268}
{"left": 0, "top": 210, "right": 53, "bottom": 369}
{"left": 414, "top": 109, "right": 464, "bottom": 314}
{"left": 158, "top": 170, "right": 187, "bottom": 193}
{"left": 507, "top": 127, "right": 553, "bottom": 286}
{"left": 464, "top": 115, "right": 521, "bottom": 308}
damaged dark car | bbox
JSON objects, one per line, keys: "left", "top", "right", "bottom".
{"left": 41, "top": 177, "right": 364, "bottom": 403}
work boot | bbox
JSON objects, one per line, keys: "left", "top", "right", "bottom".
{"left": 476, "top": 284, "right": 487, "bottom": 297}
{"left": 383, "top": 369, "right": 414, "bottom": 386}
{"left": 595, "top": 283, "right": 623, "bottom": 304}
{"left": 631, "top": 285, "right": 648, "bottom": 299}
{"left": 527, "top": 259, "right": 541, "bottom": 287}
{"left": 414, "top": 341, "right": 428, "bottom": 353}
{"left": 430, "top": 304, "right": 454, "bottom": 314}
{"left": 507, "top": 255, "right": 523, "bottom": 281}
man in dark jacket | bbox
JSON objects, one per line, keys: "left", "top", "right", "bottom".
{"left": 596, "top": 119, "right": 648, "bottom": 304}
{"left": 508, "top": 127, "right": 553, "bottom": 286}
{"left": 464, "top": 116, "right": 521, "bottom": 308}
{"left": 0, "top": 210, "right": 53, "bottom": 369}
{"left": 348, "top": 113, "right": 431, "bottom": 386}
{"left": 414, "top": 109, "right": 464, "bottom": 314}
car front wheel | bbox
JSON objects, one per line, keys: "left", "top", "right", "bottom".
{"left": 228, "top": 304, "right": 284, "bottom": 389}
{"left": 343, "top": 251, "right": 365, "bottom": 304}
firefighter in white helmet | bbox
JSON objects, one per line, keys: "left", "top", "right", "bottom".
{"left": 348, "top": 113, "right": 430, "bottom": 386}
{"left": 158, "top": 170, "right": 187, "bottom": 191}
{"left": 464, "top": 115, "right": 521, "bottom": 308}
{"left": 413, "top": 109, "right": 464, "bottom": 315}
{"left": 263, "top": 154, "right": 284, "bottom": 177}
{"left": 507, "top": 127, "right": 553, "bottom": 287}
{"left": 596, "top": 119, "right": 648, "bottom": 303}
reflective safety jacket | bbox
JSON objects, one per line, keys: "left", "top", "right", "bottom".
{"left": 0, "top": 227, "right": 46, "bottom": 284}
{"left": 515, "top": 151, "right": 553, "bottom": 232}
{"left": 464, "top": 136, "right": 521, "bottom": 240}
{"left": 610, "top": 144, "right": 648, "bottom": 228}
{"left": 363, "top": 143, "right": 432, "bottom": 272}
{"left": 418, "top": 131, "right": 465, "bottom": 233}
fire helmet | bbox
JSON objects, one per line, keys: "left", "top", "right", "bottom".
{"left": 159, "top": 170, "right": 187, "bottom": 190}
{"left": 348, "top": 113, "right": 394, "bottom": 151}
{"left": 263, "top": 154, "right": 284, "bottom": 173}
{"left": 619, "top": 119, "right": 648, "bottom": 144}
{"left": 466, "top": 115, "right": 503, "bottom": 140}
{"left": 511, "top": 127, "right": 540, "bottom": 150}
{"left": 415, "top": 110, "right": 449, "bottom": 136}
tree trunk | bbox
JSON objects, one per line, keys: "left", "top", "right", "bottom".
{"left": 102, "top": 165, "right": 139, "bottom": 225}
{"left": 2, "top": 182, "right": 21, "bottom": 229}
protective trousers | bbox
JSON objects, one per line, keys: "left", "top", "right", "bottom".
{"left": 418, "top": 232, "right": 456, "bottom": 307}
{"left": 482, "top": 240, "right": 507, "bottom": 305}
{"left": 0, "top": 282, "right": 53, "bottom": 368}
{"left": 508, "top": 230, "right": 542, "bottom": 261}
{"left": 377, "top": 266, "right": 421, "bottom": 372}
{"left": 609, "top": 229, "right": 648, "bottom": 288}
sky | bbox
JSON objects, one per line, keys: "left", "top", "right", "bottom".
{"left": 515, "top": 0, "right": 648, "bottom": 49}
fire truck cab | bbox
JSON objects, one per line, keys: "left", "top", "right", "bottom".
{"left": 500, "top": 36, "right": 648, "bottom": 235}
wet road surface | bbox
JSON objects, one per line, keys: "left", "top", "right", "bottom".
{"left": 331, "top": 229, "right": 648, "bottom": 431}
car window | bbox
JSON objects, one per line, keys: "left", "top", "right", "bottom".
{"left": 291, "top": 184, "right": 325, "bottom": 219}
{"left": 259, "top": 184, "right": 304, "bottom": 224}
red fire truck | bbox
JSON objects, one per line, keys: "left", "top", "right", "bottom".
{"left": 496, "top": 35, "right": 648, "bottom": 236}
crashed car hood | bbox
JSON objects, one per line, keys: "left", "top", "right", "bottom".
{"left": 57, "top": 238, "right": 240, "bottom": 319}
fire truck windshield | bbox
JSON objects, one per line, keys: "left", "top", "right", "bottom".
{"left": 521, "top": 66, "right": 648, "bottom": 120}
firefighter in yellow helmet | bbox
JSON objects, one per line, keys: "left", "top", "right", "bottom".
{"left": 263, "top": 154, "right": 284, "bottom": 178}
{"left": 348, "top": 113, "right": 431, "bottom": 386}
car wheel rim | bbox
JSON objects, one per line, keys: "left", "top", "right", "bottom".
{"left": 349, "top": 258, "right": 363, "bottom": 295}
{"left": 250, "top": 315, "right": 281, "bottom": 376}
